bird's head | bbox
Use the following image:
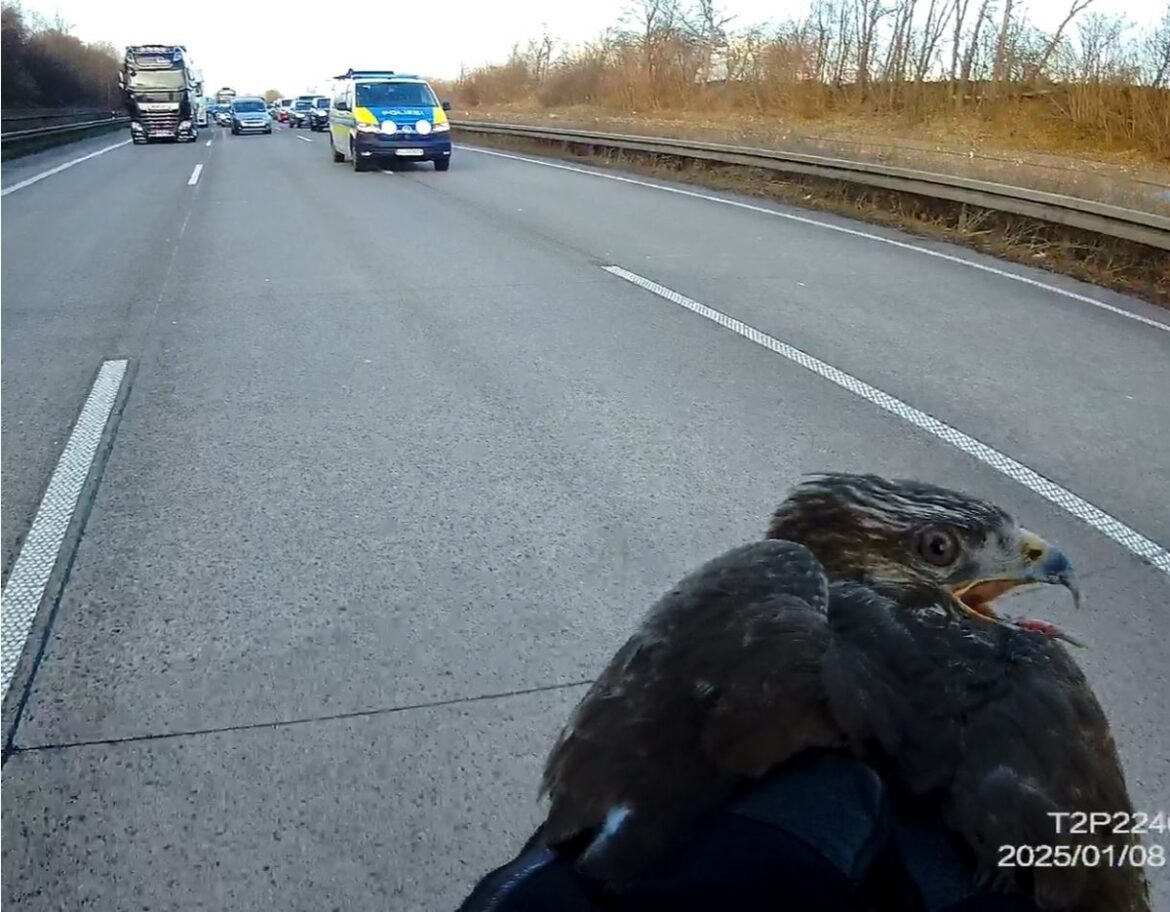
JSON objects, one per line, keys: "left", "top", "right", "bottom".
{"left": 767, "top": 473, "right": 1082, "bottom": 644}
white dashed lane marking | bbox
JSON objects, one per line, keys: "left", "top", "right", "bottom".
{"left": 0, "top": 360, "right": 129, "bottom": 700}
{"left": 604, "top": 265, "right": 1170, "bottom": 575}
{"left": 465, "top": 147, "right": 1170, "bottom": 334}
{"left": 187, "top": 164, "right": 203, "bottom": 186}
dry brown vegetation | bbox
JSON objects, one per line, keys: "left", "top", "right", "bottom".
{"left": 435, "top": 0, "right": 1170, "bottom": 165}
{"left": 1, "top": 3, "right": 121, "bottom": 110}
{"left": 435, "top": 0, "right": 1169, "bottom": 301}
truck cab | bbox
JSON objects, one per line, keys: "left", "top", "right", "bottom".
{"left": 121, "top": 45, "right": 199, "bottom": 143}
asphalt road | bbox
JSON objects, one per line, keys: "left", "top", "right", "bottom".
{"left": 2, "top": 124, "right": 1168, "bottom": 910}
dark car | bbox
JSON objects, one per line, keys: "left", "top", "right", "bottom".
{"left": 307, "top": 96, "right": 330, "bottom": 131}
{"left": 288, "top": 95, "right": 316, "bottom": 128}
{"left": 230, "top": 97, "right": 272, "bottom": 135}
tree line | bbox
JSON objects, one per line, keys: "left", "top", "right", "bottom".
{"left": 1, "top": 3, "right": 121, "bottom": 110}
{"left": 448, "top": 0, "right": 1170, "bottom": 158}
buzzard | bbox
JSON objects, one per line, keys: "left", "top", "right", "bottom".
{"left": 539, "top": 474, "right": 1148, "bottom": 912}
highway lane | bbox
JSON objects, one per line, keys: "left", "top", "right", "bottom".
{"left": 1, "top": 132, "right": 207, "bottom": 586}
{"left": 1, "top": 125, "right": 1167, "bottom": 910}
{"left": 426, "top": 143, "right": 1170, "bottom": 549}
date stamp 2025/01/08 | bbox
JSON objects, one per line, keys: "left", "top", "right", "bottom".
{"left": 998, "top": 811, "right": 1168, "bottom": 870}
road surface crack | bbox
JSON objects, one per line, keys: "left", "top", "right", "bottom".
{"left": 7, "top": 678, "right": 594, "bottom": 756}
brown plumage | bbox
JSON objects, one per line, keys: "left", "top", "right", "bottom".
{"left": 539, "top": 474, "right": 1148, "bottom": 912}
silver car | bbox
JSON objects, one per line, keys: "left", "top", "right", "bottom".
{"left": 230, "top": 97, "right": 272, "bottom": 135}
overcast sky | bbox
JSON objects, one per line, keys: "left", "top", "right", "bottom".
{"left": 19, "top": 0, "right": 1167, "bottom": 97}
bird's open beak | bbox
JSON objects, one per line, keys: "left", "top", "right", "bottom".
{"left": 950, "top": 529, "right": 1083, "bottom": 645}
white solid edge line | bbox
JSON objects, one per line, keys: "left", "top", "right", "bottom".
{"left": 0, "top": 360, "right": 129, "bottom": 701}
{"left": 297, "top": 135, "right": 312, "bottom": 143}
{"left": 187, "top": 163, "right": 203, "bottom": 186}
{"left": 1, "top": 139, "right": 132, "bottom": 197}
{"left": 604, "top": 265, "right": 1170, "bottom": 576}
{"left": 464, "top": 146, "right": 1170, "bottom": 334}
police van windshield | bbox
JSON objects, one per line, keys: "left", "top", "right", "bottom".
{"left": 355, "top": 82, "right": 437, "bottom": 108}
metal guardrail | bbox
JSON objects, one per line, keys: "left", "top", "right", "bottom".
{"left": 1, "top": 109, "right": 116, "bottom": 124}
{"left": 452, "top": 121, "right": 1170, "bottom": 251}
{"left": 1, "top": 115, "right": 129, "bottom": 148}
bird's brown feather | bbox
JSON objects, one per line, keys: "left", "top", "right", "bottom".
{"left": 537, "top": 475, "right": 1147, "bottom": 910}
{"left": 540, "top": 540, "right": 836, "bottom": 885}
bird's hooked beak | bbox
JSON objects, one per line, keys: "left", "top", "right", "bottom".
{"left": 950, "top": 529, "right": 1084, "bottom": 646}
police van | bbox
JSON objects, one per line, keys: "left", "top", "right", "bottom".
{"left": 328, "top": 69, "right": 453, "bottom": 172}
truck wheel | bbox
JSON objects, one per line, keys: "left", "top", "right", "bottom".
{"left": 434, "top": 158, "right": 451, "bottom": 171}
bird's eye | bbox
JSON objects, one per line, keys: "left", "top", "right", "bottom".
{"left": 917, "top": 528, "right": 960, "bottom": 566}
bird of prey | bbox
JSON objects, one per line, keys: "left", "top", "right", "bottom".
{"left": 539, "top": 473, "right": 1148, "bottom": 912}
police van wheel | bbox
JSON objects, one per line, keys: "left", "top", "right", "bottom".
{"left": 434, "top": 158, "right": 450, "bottom": 172}
{"left": 351, "top": 143, "right": 370, "bottom": 172}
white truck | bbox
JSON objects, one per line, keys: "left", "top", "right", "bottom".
{"left": 191, "top": 67, "right": 208, "bottom": 127}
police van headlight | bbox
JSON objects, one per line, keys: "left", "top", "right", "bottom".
{"left": 431, "top": 121, "right": 450, "bottom": 133}
{"left": 356, "top": 122, "right": 382, "bottom": 133}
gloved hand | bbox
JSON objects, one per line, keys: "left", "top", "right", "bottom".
{"left": 454, "top": 750, "right": 1041, "bottom": 912}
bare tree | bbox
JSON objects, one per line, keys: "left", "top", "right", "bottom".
{"left": 949, "top": 0, "right": 973, "bottom": 80}
{"left": 833, "top": 0, "right": 858, "bottom": 84}
{"left": 915, "top": 0, "right": 958, "bottom": 82}
{"left": 960, "top": 0, "right": 996, "bottom": 91}
{"left": 619, "top": 0, "right": 689, "bottom": 101}
{"left": 1139, "top": 5, "right": 1170, "bottom": 86}
{"left": 990, "top": 0, "right": 1014, "bottom": 86}
{"left": 1071, "top": 11, "right": 1130, "bottom": 81}
{"left": 686, "top": 0, "right": 735, "bottom": 81}
{"left": 524, "top": 27, "right": 557, "bottom": 82}
{"left": 882, "top": 0, "right": 918, "bottom": 87}
{"left": 854, "top": 0, "right": 890, "bottom": 96}
{"left": 1026, "top": 0, "right": 1097, "bottom": 81}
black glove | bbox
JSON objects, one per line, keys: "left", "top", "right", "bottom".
{"left": 454, "top": 751, "right": 1040, "bottom": 912}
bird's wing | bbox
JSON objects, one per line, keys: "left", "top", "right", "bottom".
{"left": 696, "top": 593, "right": 843, "bottom": 779}
{"left": 821, "top": 581, "right": 967, "bottom": 794}
{"left": 539, "top": 540, "right": 841, "bottom": 870}
{"left": 946, "top": 640, "right": 1150, "bottom": 912}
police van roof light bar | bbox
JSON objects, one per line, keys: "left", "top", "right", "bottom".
{"left": 334, "top": 69, "right": 397, "bottom": 80}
